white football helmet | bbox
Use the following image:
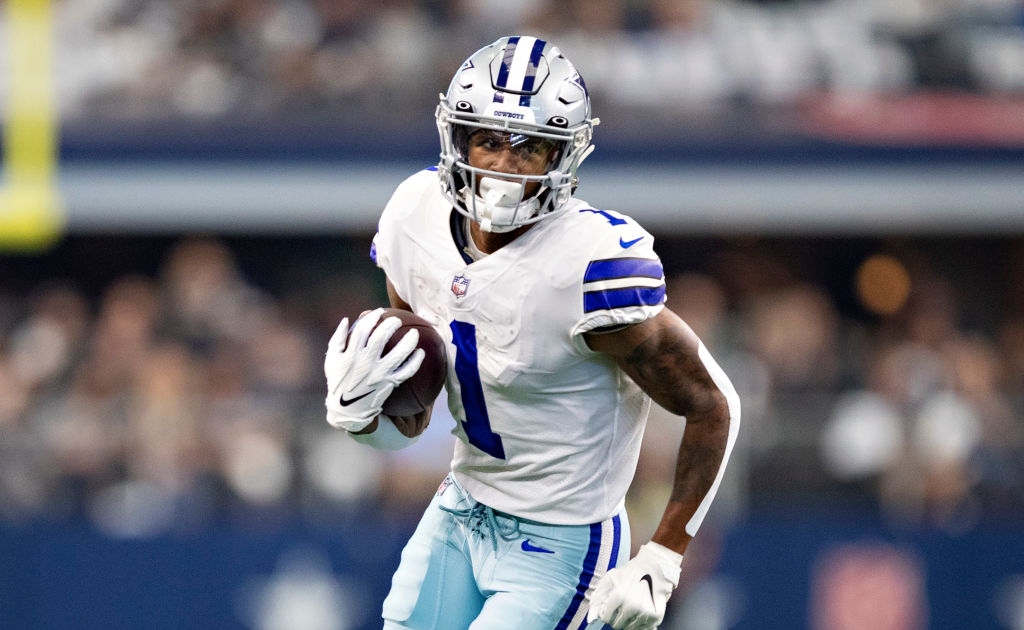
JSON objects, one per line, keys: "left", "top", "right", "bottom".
{"left": 436, "top": 36, "right": 598, "bottom": 232}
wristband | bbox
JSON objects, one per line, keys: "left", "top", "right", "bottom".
{"left": 348, "top": 415, "right": 422, "bottom": 451}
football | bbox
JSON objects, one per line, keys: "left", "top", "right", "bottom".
{"left": 377, "top": 308, "right": 448, "bottom": 417}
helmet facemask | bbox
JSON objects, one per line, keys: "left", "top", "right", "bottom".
{"left": 436, "top": 36, "right": 598, "bottom": 233}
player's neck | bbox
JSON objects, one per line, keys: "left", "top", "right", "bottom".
{"left": 468, "top": 220, "right": 532, "bottom": 254}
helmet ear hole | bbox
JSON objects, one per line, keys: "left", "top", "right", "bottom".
{"left": 547, "top": 116, "right": 569, "bottom": 128}
{"left": 455, "top": 101, "right": 474, "bottom": 113}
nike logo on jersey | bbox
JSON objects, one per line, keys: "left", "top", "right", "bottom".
{"left": 521, "top": 539, "right": 554, "bottom": 554}
{"left": 339, "top": 390, "right": 373, "bottom": 406}
{"left": 640, "top": 574, "right": 655, "bottom": 603}
{"left": 619, "top": 236, "right": 643, "bottom": 249}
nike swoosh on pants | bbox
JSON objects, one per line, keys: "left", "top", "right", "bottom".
{"left": 521, "top": 539, "right": 555, "bottom": 554}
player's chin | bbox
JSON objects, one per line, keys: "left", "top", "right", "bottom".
{"left": 388, "top": 408, "right": 432, "bottom": 438}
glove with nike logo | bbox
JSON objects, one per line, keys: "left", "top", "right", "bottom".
{"left": 324, "top": 308, "right": 425, "bottom": 432}
{"left": 587, "top": 541, "right": 683, "bottom": 630}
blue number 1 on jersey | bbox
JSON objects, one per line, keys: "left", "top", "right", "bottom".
{"left": 449, "top": 320, "right": 506, "bottom": 459}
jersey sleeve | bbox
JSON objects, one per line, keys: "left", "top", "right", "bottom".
{"left": 572, "top": 219, "right": 666, "bottom": 335}
{"left": 370, "top": 214, "right": 406, "bottom": 303}
{"left": 370, "top": 169, "right": 436, "bottom": 305}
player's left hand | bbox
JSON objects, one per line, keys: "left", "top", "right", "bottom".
{"left": 587, "top": 542, "right": 682, "bottom": 630}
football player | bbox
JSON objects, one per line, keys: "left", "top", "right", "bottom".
{"left": 324, "top": 36, "right": 741, "bottom": 630}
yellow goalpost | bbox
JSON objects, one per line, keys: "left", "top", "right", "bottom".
{"left": 0, "top": 0, "right": 64, "bottom": 251}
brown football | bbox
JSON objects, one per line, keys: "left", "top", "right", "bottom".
{"left": 376, "top": 308, "right": 448, "bottom": 417}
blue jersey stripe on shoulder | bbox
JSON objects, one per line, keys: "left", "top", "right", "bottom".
{"left": 584, "top": 257, "right": 663, "bottom": 284}
{"left": 584, "top": 284, "right": 666, "bottom": 313}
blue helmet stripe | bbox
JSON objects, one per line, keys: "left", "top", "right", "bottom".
{"left": 518, "top": 38, "right": 546, "bottom": 107}
{"left": 494, "top": 36, "right": 520, "bottom": 91}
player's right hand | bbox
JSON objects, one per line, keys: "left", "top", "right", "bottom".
{"left": 324, "top": 308, "right": 424, "bottom": 432}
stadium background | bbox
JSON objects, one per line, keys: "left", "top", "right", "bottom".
{"left": 2, "top": 0, "right": 1023, "bottom": 628}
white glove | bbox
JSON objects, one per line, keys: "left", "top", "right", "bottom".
{"left": 324, "top": 308, "right": 424, "bottom": 432}
{"left": 587, "top": 542, "right": 683, "bottom": 630}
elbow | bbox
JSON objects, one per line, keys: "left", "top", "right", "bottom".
{"left": 664, "top": 385, "right": 738, "bottom": 426}
{"left": 659, "top": 391, "right": 707, "bottom": 419}
{"left": 710, "top": 362, "right": 741, "bottom": 431}
{"left": 687, "top": 343, "right": 742, "bottom": 429}
{"left": 721, "top": 380, "right": 741, "bottom": 430}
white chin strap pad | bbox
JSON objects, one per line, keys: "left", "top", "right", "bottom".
{"left": 475, "top": 177, "right": 538, "bottom": 233}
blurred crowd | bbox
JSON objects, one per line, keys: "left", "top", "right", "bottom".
{"left": 0, "top": 237, "right": 379, "bottom": 535}
{"left": 52, "top": 0, "right": 1024, "bottom": 124}
{"left": 636, "top": 239, "right": 1024, "bottom": 545}
{"left": 0, "top": 235, "right": 1021, "bottom": 542}
{"left": 3, "top": 3, "right": 1019, "bottom": 628}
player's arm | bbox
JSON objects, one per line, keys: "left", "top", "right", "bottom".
{"left": 585, "top": 307, "right": 740, "bottom": 629}
{"left": 386, "top": 277, "right": 412, "bottom": 311}
{"left": 587, "top": 306, "right": 739, "bottom": 552}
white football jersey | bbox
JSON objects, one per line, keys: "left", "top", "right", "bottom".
{"left": 372, "top": 168, "right": 667, "bottom": 525}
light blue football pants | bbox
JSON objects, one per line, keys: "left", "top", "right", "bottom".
{"left": 381, "top": 474, "right": 629, "bottom": 630}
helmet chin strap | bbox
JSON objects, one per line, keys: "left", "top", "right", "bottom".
{"left": 473, "top": 177, "right": 539, "bottom": 233}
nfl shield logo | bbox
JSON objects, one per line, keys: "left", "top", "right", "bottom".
{"left": 451, "top": 274, "right": 470, "bottom": 299}
{"left": 436, "top": 474, "right": 453, "bottom": 496}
